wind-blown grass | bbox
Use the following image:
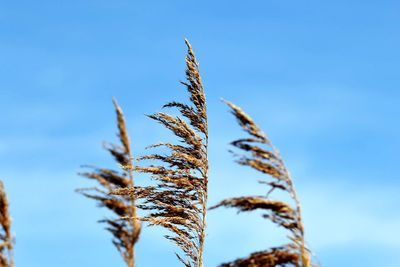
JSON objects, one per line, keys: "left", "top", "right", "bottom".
{"left": 0, "top": 181, "right": 13, "bottom": 267}
{"left": 211, "top": 101, "right": 317, "bottom": 267}
{"left": 77, "top": 98, "right": 141, "bottom": 267}
{"left": 113, "top": 39, "right": 209, "bottom": 267}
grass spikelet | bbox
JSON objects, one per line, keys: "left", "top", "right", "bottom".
{"left": 112, "top": 39, "right": 208, "bottom": 267}
{"left": 219, "top": 246, "right": 300, "bottom": 267}
{"left": 211, "top": 100, "right": 317, "bottom": 267}
{"left": 77, "top": 98, "right": 140, "bottom": 267}
{"left": 0, "top": 181, "right": 13, "bottom": 267}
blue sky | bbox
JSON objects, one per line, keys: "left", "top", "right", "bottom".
{"left": 1, "top": 1, "right": 400, "bottom": 266}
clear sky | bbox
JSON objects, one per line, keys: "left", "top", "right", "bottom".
{"left": 1, "top": 1, "right": 399, "bottom": 267}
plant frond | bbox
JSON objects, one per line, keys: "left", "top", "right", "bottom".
{"left": 219, "top": 246, "right": 300, "bottom": 267}
{"left": 77, "top": 98, "right": 140, "bottom": 267}
{"left": 213, "top": 101, "right": 316, "bottom": 267}
{"left": 112, "top": 39, "right": 208, "bottom": 267}
{"left": 0, "top": 181, "right": 13, "bottom": 267}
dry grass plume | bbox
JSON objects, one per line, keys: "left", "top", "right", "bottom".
{"left": 113, "top": 39, "right": 209, "bottom": 267}
{"left": 77, "top": 98, "right": 141, "bottom": 267}
{"left": 0, "top": 181, "right": 13, "bottom": 267}
{"left": 210, "top": 101, "right": 317, "bottom": 267}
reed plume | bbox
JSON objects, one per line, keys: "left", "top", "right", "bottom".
{"left": 210, "top": 101, "right": 316, "bottom": 267}
{"left": 0, "top": 181, "right": 13, "bottom": 267}
{"left": 113, "top": 39, "right": 208, "bottom": 267}
{"left": 77, "top": 98, "right": 140, "bottom": 267}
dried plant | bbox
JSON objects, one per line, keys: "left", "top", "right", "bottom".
{"left": 113, "top": 39, "right": 208, "bottom": 267}
{"left": 77, "top": 98, "right": 141, "bottom": 267}
{"left": 210, "top": 101, "right": 316, "bottom": 267}
{"left": 0, "top": 181, "right": 13, "bottom": 267}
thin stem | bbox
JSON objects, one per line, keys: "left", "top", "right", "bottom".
{"left": 126, "top": 150, "right": 139, "bottom": 267}
{"left": 197, "top": 168, "right": 208, "bottom": 267}
{"left": 284, "top": 170, "right": 310, "bottom": 267}
{"left": 272, "top": 144, "right": 310, "bottom": 267}
{"left": 197, "top": 100, "right": 208, "bottom": 267}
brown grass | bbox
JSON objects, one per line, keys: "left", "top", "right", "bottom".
{"left": 210, "top": 101, "right": 317, "bottom": 267}
{"left": 0, "top": 181, "right": 13, "bottom": 267}
{"left": 112, "top": 39, "right": 208, "bottom": 267}
{"left": 77, "top": 98, "right": 140, "bottom": 267}
{"left": 0, "top": 39, "right": 324, "bottom": 267}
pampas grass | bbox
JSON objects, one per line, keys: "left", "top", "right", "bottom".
{"left": 113, "top": 39, "right": 209, "bottom": 267}
{"left": 77, "top": 98, "right": 141, "bottom": 267}
{"left": 210, "top": 101, "right": 317, "bottom": 267}
{"left": 0, "top": 181, "right": 13, "bottom": 267}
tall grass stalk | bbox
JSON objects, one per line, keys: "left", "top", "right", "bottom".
{"left": 0, "top": 181, "right": 13, "bottom": 267}
{"left": 77, "top": 99, "right": 141, "bottom": 267}
{"left": 211, "top": 101, "right": 317, "bottom": 267}
{"left": 113, "top": 39, "right": 208, "bottom": 267}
